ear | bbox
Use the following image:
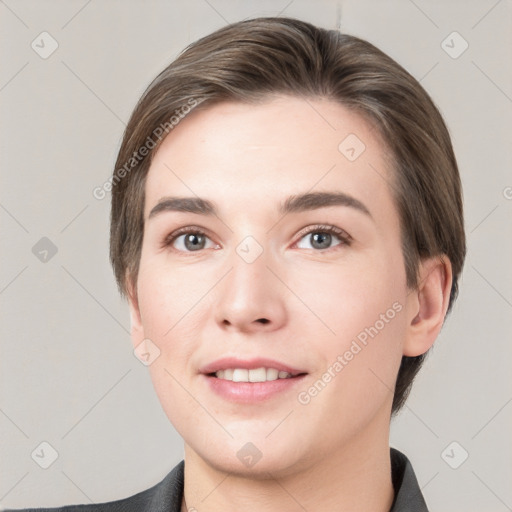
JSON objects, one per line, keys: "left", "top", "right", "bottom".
{"left": 125, "top": 272, "right": 145, "bottom": 349}
{"left": 403, "top": 255, "right": 453, "bottom": 357}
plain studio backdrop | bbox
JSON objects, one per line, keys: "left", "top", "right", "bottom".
{"left": 1, "top": 1, "right": 511, "bottom": 511}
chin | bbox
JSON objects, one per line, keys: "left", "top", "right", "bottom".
{"left": 202, "top": 448, "right": 301, "bottom": 480}
{"left": 187, "top": 430, "right": 311, "bottom": 480}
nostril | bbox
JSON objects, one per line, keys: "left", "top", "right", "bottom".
{"left": 257, "top": 318, "right": 270, "bottom": 324}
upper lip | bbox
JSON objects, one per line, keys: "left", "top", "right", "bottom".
{"left": 200, "top": 357, "right": 307, "bottom": 376}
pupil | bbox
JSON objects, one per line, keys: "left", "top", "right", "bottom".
{"left": 185, "top": 233, "right": 204, "bottom": 250}
{"left": 312, "top": 232, "right": 331, "bottom": 249}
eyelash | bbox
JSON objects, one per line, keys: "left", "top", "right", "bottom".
{"left": 161, "top": 224, "right": 352, "bottom": 254}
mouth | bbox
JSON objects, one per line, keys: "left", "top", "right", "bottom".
{"left": 207, "top": 367, "right": 307, "bottom": 382}
{"left": 200, "top": 357, "right": 308, "bottom": 402}
{"left": 200, "top": 356, "right": 308, "bottom": 381}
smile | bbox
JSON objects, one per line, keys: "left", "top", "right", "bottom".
{"left": 213, "top": 367, "right": 294, "bottom": 382}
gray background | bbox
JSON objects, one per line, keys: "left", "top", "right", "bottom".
{"left": 1, "top": 0, "right": 511, "bottom": 510}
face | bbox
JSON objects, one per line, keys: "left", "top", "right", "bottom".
{"left": 129, "top": 96, "right": 411, "bottom": 478}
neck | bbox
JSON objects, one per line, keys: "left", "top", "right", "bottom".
{"left": 181, "top": 413, "right": 395, "bottom": 512}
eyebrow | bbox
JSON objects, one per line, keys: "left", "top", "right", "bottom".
{"left": 148, "top": 191, "right": 372, "bottom": 220}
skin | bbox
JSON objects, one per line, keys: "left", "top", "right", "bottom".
{"left": 127, "top": 96, "right": 452, "bottom": 512}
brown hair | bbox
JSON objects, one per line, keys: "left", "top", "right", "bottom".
{"left": 109, "top": 16, "right": 466, "bottom": 415}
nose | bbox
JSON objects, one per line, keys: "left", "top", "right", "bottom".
{"left": 213, "top": 240, "right": 287, "bottom": 333}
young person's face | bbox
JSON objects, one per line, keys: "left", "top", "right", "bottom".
{"left": 129, "top": 96, "right": 420, "bottom": 476}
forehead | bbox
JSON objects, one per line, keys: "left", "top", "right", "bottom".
{"left": 144, "top": 96, "right": 396, "bottom": 224}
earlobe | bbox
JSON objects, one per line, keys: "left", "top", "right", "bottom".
{"left": 403, "top": 255, "right": 453, "bottom": 357}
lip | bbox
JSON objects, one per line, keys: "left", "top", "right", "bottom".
{"left": 199, "top": 357, "right": 308, "bottom": 404}
{"left": 202, "top": 373, "right": 307, "bottom": 403}
{"left": 199, "top": 357, "right": 307, "bottom": 376}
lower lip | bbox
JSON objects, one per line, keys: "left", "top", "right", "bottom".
{"left": 203, "top": 374, "right": 307, "bottom": 403}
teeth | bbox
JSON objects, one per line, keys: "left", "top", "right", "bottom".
{"left": 214, "top": 367, "right": 293, "bottom": 382}
{"left": 266, "top": 368, "right": 278, "bottom": 381}
{"left": 232, "top": 369, "right": 249, "bottom": 382}
{"left": 249, "top": 367, "right": 266, "bottom": 382}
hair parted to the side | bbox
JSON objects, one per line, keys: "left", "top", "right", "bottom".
{"left": 109, "top": 16, "right": 466, "bottom": 416}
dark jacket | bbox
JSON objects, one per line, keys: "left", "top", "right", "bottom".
{"left": 5, "top": 447, "right": 428, "bottom": 511}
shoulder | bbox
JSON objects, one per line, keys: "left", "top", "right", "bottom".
{"left": 2, "top": 460, "right": 184, "bottom": 512}
{"left": 389, "top": 448, "right": 429, "bottom": 512}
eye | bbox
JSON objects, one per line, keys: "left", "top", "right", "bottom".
{"left": 162, "top": 224, "right": 352, "bottom": 254}
{"left": 295, "top": 224, "right": 352, "bottom": 251}
{"left": 162, "top": 227, "right": 217, "bottom": 253}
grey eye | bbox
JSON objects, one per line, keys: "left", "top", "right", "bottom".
{"left": 296, "top": 230, "right": 343, "bottom": 250}
{"left": 172, "top": 232, "right": 215, "bottom": 252}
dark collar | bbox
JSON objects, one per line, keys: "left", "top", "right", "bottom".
{"left": 140, "top": 447, "right": 429, "bottom": 512}
{"left": 389, "top": 447, "right": 429, "bottom": 511}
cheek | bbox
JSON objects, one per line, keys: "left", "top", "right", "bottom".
{"left": 290, "top": 254, "right": 406, "bottom": 400}
{"left": 137, "top": 256, "right": 210, "bottom": 338}
{"left": 136, "top": 264, "right": 206, "bottom": 430}
{"left": 287, "top": 252, "right": 405, "bottom": 336}
{"left": 135, "top": 263, "right": 202, "bottom": 385}
{"left": 295, "top": 286, "right": 406, "bottom": 438}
